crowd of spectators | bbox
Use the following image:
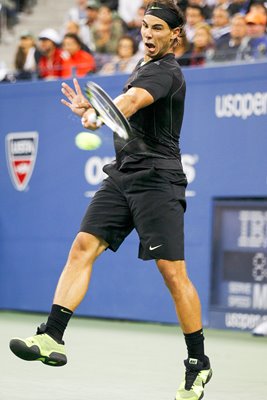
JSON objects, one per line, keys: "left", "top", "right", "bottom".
{"left": 0, "top": 1, "right": 36, "bottom": 35}
{"left": 179, "top": 0, "right": 267, "bottom": 65}
{"left": 0, "top": 0, "right": 267, "bottom": 83}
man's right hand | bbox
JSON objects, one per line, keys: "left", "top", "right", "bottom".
{"left": 81, "top": 109, "right": 102, "bottom": 131}
{"left": 61, "top": 78, "right": 91, "bottom": 118}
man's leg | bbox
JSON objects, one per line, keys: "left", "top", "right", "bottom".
{"left": 156, "top": 259, "right": 212, "bottom": 400}
{"left": 42, "top": 232, "right": 108, "bottom": 343}
{"left": 53, "top": 232, "right": 108, "bottom": 311}
{"left": 156, "top": 259, "right": 202, "bottom": 334}
{"left": 9, "top": 232, "right": 108, "bottom": 366}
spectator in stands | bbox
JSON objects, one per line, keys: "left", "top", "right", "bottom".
{"left": 248, "top": 0, "right": 267, "bottom": 17}
{"left": 3, "top": 0, "right": 18, "bottom": 34}
{"left": 227, "top": 0, "right": 249, "bottom": 16}
{"left": 62, "top": 33, "right": 96, "bottom": 77}
{"left": 185, "top": 4, "right": 206, "bottom": 42}
{"left": 92, "top": 4, "right": 124, "bottom": 53}
{"left": 188, "top": 22, "right": 214, "bottom": 65}
{"left": 211, "top": 14, "right": 249, "bottom": 61}
{"left": 187, "top": 0, "right": 213, "bottom": 20}
{"left": 123, "top": 4, "right": 145, "bottom": 46}
{"left": 244, "top": 11, "right": 267, "bottom": 59}
{"left": 14, "top": 31, "right": 39, "bottom": 80}
{"left": 175, "top": 0, "right": 189, "bottom": 13}
{"left": 61, "top": 21, "right": 89, "bottom": 51}
{"left": 85, "top": 0, "right": 100, "bottom": 25}
{"left": 65, "top": 0, "right": 88, "bottom": 25}
{"left": 78, "top": 0, "right": 101, "bottom": 51}
{"left": 118, "top": 0, "right": 143, "bottom": 28}
{"left": 173, "top": 33, "right": 192, "bottom": 66}
{"left": 37, "top": 28, "right": 71, "bottom": 80}
{"left": 211, "top": 6, "right": 231, "bottom": 43}
{"left": 99, "top": 34, "right": 139, "bottom": 74}
{"left": 99, "top": 0, "right": 118, "bottom": 10}
{"left": 16, "top": 0, "right": 36, "bottom": 14}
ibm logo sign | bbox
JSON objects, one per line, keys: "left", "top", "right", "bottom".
{"left": 238, "top": 210, "right": 267, "bottom": 248}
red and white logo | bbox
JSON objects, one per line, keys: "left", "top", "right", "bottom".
{"left": 5, "top": 132, "right": 38, "bottom": 191}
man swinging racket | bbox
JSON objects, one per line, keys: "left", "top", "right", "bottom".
{"left": 10, "top": 1, "right": 212, "bottom": 399}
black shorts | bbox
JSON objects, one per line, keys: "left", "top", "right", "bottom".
{"left": 80, "top": 165, "right": 186, "bottom": 261}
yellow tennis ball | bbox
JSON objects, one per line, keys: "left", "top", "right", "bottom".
{"left": 75, "top": 132, "right": 102, "bottom": 151}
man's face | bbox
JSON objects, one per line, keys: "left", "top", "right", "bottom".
{"left": 63, "top": 37, "right": 80, "bottom": 56}
{"left": 230, "top": 17, "right": 247, "bottom": 39}
{"left": 86, "top": 7, "right": 98, "bottom": 22}
{"left": 141, "top": 15, "right": 178, "bottom": 60}
{"left": 194, "top": 27, "right": 210, "bottom": 49}
{"left": 38, "top": 39, "right": 55, "bottom": 55}
{"left": 98, "top": 6, "right": 112, "bottom": 23}
{"left": 186, "top": 7, "right": 204, "bottom": 27}
{"left": 246, "top": 22, "right": 266, "bottom": 38}
{"left": 212, "top": 8, "right": 229, "bottom": 28}
{"left": 117, "top": 38, "right": 135, "bottom": 59}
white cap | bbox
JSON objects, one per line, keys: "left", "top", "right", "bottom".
{"left": 38, "top": 28, "right": 60, "bottom": 45}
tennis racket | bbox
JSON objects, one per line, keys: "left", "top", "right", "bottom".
{"left": 85, "top": 81, "right": 132, "bottom": 140}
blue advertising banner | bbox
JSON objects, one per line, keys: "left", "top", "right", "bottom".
{"left": 0, "top": 62, "right": 267, "bottom": 326}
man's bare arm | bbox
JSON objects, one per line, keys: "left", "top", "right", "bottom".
{"left": 113, "top": 87, "right": 154, "bottom": 118}
{"left": 81, "top": 86, "right": 154, "bottom": 130}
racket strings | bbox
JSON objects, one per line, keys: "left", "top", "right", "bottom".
{"left": 85, "top": 81, "right": 132, "bottom": 140}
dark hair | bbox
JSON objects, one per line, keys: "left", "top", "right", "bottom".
{"left": 145, "top": 0, "right": 186, "bottom": 45}
{"left": 15, "top": 47, "right": 27, "bottom": 70}
{"left": 248, "top": 0, "right": 267, "bottom": 15}
{"left": 63, "top": 33, "right": 84, "bottom": 48}
{"left": 212, "top": 5, "right": 230, "bottom": 18}
{"left": 186, "top": 4, "right": 206, "bottom": 19}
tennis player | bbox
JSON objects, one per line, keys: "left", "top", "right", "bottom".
{"left": 10, "top": 1, "right": 212, "bottom": 399}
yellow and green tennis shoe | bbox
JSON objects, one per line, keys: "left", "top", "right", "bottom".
{"left": 9, "top": 324, "right": 67, "bottom": 367}
{"left": 176, "top": 356, "right": 212, "bottom": 400}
